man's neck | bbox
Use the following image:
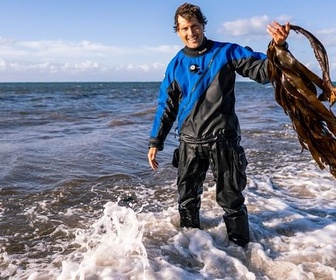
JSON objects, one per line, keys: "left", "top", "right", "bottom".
{"left": 183, "top": 38, "right": 213, "bottom": 57}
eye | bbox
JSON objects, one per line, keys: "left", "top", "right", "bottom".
{"left": 192, "top": 24, "right": 201, "bottom": 31}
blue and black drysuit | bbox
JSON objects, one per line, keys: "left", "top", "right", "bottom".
{"left": 149, "top": 38, "right": 270, "bottom": 246}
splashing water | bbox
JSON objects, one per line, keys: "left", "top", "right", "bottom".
{"left": 57, "top": 202, "right": 148, "bottom": 279}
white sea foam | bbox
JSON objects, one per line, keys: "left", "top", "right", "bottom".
{"left": 32, "top": 168, "right": 333, "bottom": 279}
{"left": 1, "top": 165, "right": 336, "bottom": 279}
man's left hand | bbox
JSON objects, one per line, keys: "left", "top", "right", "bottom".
{"left": 267, "top": 21, "right": 290, "bottom": 46}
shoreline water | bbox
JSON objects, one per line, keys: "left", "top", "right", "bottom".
{"left": 0, "top": 81, "right": 335, "bottom": 279}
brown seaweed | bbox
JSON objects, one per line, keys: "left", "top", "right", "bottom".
{"left": 267, "top": 25, "right": 336, "bottom": 178}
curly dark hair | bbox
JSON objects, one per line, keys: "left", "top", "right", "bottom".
{"left": 173, "top": 3, "right": 208, "bottom": 32}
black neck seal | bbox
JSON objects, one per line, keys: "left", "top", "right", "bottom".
{"left": 183, "top": 38, "right": 214, "bottom": 57}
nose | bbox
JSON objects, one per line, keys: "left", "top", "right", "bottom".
{"left": 187, "top": 27, "right": 195, "bottom": 36}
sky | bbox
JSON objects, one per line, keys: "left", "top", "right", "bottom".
{"left": 1, "top": 0, "right": 336, "bottom": 82}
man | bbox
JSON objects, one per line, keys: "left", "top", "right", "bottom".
{"left": 148, "top": 3, "right": 290, "bottom": 247}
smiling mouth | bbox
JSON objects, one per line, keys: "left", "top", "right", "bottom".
{"left": 188, "top": 37, "right": 198, "bottom": 43}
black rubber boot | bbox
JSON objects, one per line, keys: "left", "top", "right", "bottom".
{"left": 179, "top": 209, "right": 200, "bottom": 228}
{"left": 223, "top": 205, "right": 250, "bottom": 247}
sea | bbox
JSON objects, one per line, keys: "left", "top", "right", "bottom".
{"left": 0, "top": 81, "right": 335, "bottom": 280}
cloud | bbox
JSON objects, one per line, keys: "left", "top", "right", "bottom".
{"left": 118, "top": 62, "right": 165, "bottom": 73}
{"left": 219, "top": 15, "right": 292, "bottom": 37}
{"left": 0, "top": 37, "right": 177, "bottom": 81}
{"left": 144, "top": 45, "right": 181, "bottom": 54}
{"left": 3, "top": 40, "right": 126, "bottom": 61}
{"left": 219, "top": 15, "right": 271, "bottom": 36}
{"left": 0, "top": 58, "right": 6, "bottom": 70}
{"left": 317, "top": 28, "right": 336, "bottom": 36}
{"left": 315, "top": 28, "right": 336, "bottom": 48}
{"left": 0, "top": 37, "right": 179, "bottom": 64}
{"left": 0, "top": 37, "right": 15, "bottom": 45}
{"left": 62, "top": 61, "right": 100, "bottom": 72}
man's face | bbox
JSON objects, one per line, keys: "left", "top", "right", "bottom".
{"left": 177, "top": 15, "right": 204, "bottom": 49}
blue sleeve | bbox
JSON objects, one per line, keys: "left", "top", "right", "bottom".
{"left": 149, "top": 58, "right": 181, "bottom": 150}
{"left": 231, "top": 44, "right": 269, "bottom": 84}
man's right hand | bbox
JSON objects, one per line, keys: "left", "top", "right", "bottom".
{"left": 148, "top": 147, "right": 159, "bottom": 170}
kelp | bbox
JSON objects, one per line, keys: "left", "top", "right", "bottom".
{"left": 267, "top": 25, "right": 336, "bottom": 178}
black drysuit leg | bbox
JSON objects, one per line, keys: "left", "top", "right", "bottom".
{"left": 211, "top": 139, "right": 249, "bottom": 247}
{"left": 177, "top": 139, "right": 249, "bottom": 246}
{"left": 177, "top": 141, "right": 209, "bottom": 228}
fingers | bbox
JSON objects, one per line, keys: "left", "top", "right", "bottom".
{"left": 284, "top": 22, "right": 290, "bottom": 33}
{"left": 149, "top": 158, "right": 159, "bottom": 170}
{"left": 148, "top": 147, "right": 159, "bottom": 170}
{"left": 267, "top": 21, "right": 285, "bottom": 35}
{"left": 267, "top": 21, "right": 290, "bottom": 46}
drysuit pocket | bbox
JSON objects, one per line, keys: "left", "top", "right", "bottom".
{"left": 172, "top": 148, "right": 179, "bottom": 168}
{"left": 232, "top": 146, "right": 248, "bottom": 191}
